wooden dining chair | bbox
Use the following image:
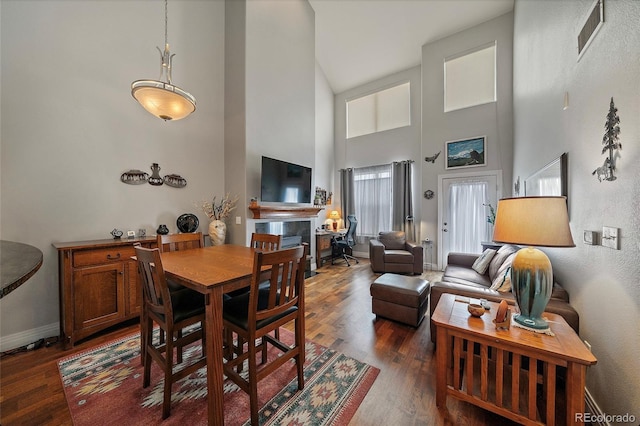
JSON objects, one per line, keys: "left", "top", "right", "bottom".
{"left": 249, "top": 232, "right": 282, "bottom": 251}
{"left": 225, "top": 233, "right": 284, "bottom": 364}
{"left": 135, "top": 246, "right": 207, "bottom": 419}
{"left": 222, "top": 245, "right": 307, "bottom": 425}
{"left": 148, "top": 232, "right": 205, "bottom": 363}
{"left": 157, "top": 232, "right": 205, "bottom": 254}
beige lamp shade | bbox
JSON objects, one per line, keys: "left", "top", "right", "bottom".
{"left": 492, "top": 197, "right": 575, "bottom": 247}
{"left": 329, "top": 210, "right": 341, "bottom": 220}
{"left": 131, "top": 80, "right": 196, "bottom": 121}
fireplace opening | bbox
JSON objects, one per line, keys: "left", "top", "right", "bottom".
{"left": 254, "top": 220, "right": 315, "bottom": 277}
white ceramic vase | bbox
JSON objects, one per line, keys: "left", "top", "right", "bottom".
{"left": 208, "top": 220, "right": 227, "bottom": 246}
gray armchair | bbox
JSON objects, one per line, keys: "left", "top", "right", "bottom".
{"left": 369, "top": 231, "right": 423, "bottom": 275}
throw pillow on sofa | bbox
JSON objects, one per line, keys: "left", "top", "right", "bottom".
{"left": 490, "top": 265, "right": 512, "bottom": 292}
{"left": 490, "top": 252, "right": 516, "bottom": 292}
{"left": 488, "top": 244, "right": 519, "bottom": 279}
{"left": 472, "top": 249, "right": 497, "bottom": 275}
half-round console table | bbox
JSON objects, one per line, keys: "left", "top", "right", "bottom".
{"left": 1, "top": 240, "right": 44, "bottom": 299}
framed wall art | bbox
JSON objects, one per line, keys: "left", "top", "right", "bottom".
{"left": 445, "top": 136, "right": 486, "bottom": 169}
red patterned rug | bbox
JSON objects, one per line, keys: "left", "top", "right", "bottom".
{"left": 58, "top": 328, "right": 378, "bottom": 425}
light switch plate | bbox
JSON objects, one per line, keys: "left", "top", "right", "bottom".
{"left": 602, "top": 226, "right": 619, "bottom": 249}
{"left": 235, "top": 216, "right": 242, "bottom": 225}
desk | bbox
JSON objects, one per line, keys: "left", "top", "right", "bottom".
{"left": 160, "top": 244, "right": 268, "bottom": 426}
{"left": 315, "top": 230, "right": 345, "bottom": 267}
{"left": 432, "top": 294, "right": 596, "bottom": 425}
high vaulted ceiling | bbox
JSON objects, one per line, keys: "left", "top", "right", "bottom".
{"left": 309, "top": 0, "right": 514, "bottom": 94}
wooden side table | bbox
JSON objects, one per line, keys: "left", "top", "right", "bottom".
{"left": 432, "top": 293, "right": 596, "bottom": 425}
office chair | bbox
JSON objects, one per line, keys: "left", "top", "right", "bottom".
{"left": 331, "top": 214, "right": 359, "bottom": 266}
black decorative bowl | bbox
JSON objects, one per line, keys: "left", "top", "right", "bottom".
{"left": 177, "top": 213, "right": 199, "bottom": 233}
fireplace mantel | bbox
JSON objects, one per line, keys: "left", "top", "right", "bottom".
{"left": 248, "top": 205, "right": 324, "bottom": 219}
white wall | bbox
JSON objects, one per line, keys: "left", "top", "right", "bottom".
{"left": 315, "top": 62, "right": 335, "bottom": 222}
{"left": 421, "top": 12, "right": 514, "bottom": 262}
{"left": 334, "top": 65, "right": 422, "bottom": 251}
{"left": 513, "top": 0, "right": 640, "bottom": 418}
{"left": 224, "top": 0, "right": 316, "bottom": 246}
{"left": 0, "top": 0, "right": 225, "bottom": 348}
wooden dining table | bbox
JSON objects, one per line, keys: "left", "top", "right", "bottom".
{"left": 159, "top": 244, "right": 269, "bottom": 426}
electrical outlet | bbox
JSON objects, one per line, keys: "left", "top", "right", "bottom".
{"left": 584, "top": 340, "right": 592, "bottom": 352}
{"left": 602, "top": 226, "right": 619, "bottom": 249}
{"left": 235, "top": 216, "right": 242, "bottom": 225}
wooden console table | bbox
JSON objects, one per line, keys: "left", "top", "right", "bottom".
{"left": 432, "top": 294, "right": 596, "bottom": 425}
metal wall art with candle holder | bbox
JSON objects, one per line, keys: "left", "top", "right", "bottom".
{"left": 121, "top": 163, "right": 186, "bottom": 188}
{"left": 492, "top": 196, "right": 575, "bottom": 331}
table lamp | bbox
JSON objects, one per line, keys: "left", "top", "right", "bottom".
{"left": 492, "top": 197, "right": 575, "bottom": 330}
{"left": 329, "top": 210, "right": 340, "bottom": 230}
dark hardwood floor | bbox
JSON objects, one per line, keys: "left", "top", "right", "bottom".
{"left": 1, "top": 258, "right": 517, "bottom": 425}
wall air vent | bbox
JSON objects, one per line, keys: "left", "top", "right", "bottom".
{"left": 577, "top": 0, "right": 604, "bottom": 61}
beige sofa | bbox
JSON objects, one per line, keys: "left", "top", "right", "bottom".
{"left": 429, "top": 244, "right": 580, "bottom": 343}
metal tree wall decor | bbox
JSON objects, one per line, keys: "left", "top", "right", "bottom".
{"left": 592, "top": 97, "right": 622, "bottom": 182}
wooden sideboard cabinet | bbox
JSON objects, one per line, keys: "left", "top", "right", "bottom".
{"left": 53, "top": 237, "right": 156, "bottom": 349}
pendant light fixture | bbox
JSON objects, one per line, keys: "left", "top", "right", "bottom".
{"left": 131, "top": 0, "right": 196, "bottom": 121}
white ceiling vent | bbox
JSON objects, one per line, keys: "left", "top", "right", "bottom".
{"left": 578, "top": 0, "right": 604, "bottom": 61}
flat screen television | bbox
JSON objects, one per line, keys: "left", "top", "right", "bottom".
{"left": 260, "top": 156, "right": 312, "bottom": 204}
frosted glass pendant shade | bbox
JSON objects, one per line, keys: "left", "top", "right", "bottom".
{"left": 131, "top": 80, "right": 196, "bottom": 121}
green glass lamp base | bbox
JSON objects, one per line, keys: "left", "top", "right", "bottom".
{"left": 511, "top": 247, "right": 553, "bottom": 331}
{"left": 513, "top": 313, "right": 550, "bottom": 330}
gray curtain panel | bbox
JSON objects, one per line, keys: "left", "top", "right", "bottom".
{"left": 392, "top": 160, "right": 415, "bottom": 241}
{"left": 340, "top": 168, "right": 355, "bottom": 219}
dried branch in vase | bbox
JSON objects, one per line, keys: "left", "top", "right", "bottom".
{"left": 197, "top": 193, "right": 239, "bottom": 221}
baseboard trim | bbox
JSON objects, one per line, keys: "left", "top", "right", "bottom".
{"left": 585, "top": 387, "right": 609, "bottom": 426}
{"left": 0, "top": 322, "right": 59, "bottom": 352}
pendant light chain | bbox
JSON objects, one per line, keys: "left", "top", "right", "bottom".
{"left": 164, "top": 0, "right": 168, "bottom": 48}
{"left": 160, "top": 0, "right": 172, "bottom": 84}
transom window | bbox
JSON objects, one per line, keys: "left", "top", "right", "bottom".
{"left": 346, "top": 82, "right": 411, "bottom": 139}
{"left": 444, "top": 42, "right": 496, "bottom": 112}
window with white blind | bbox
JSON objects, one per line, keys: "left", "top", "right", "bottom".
{"left": 444, "top": 42, "right": 496, "bottom": 112}
{"left": 346, "top": 82, "right": 411, "bottom": 139}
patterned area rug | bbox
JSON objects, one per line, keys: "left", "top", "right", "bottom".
{"left": 58, "top": 329, "right": 379, "bottom": 425}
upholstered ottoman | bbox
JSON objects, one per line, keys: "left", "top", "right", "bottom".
{"left": 370, "top": 273, "right": 430, "bottom": 327}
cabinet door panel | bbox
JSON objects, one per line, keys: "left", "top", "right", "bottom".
{"left": 125, "top": 260, "right": 142, "bottom": 315}
{"left": 73, "top": 263, "right": 125, "bottom": 330}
